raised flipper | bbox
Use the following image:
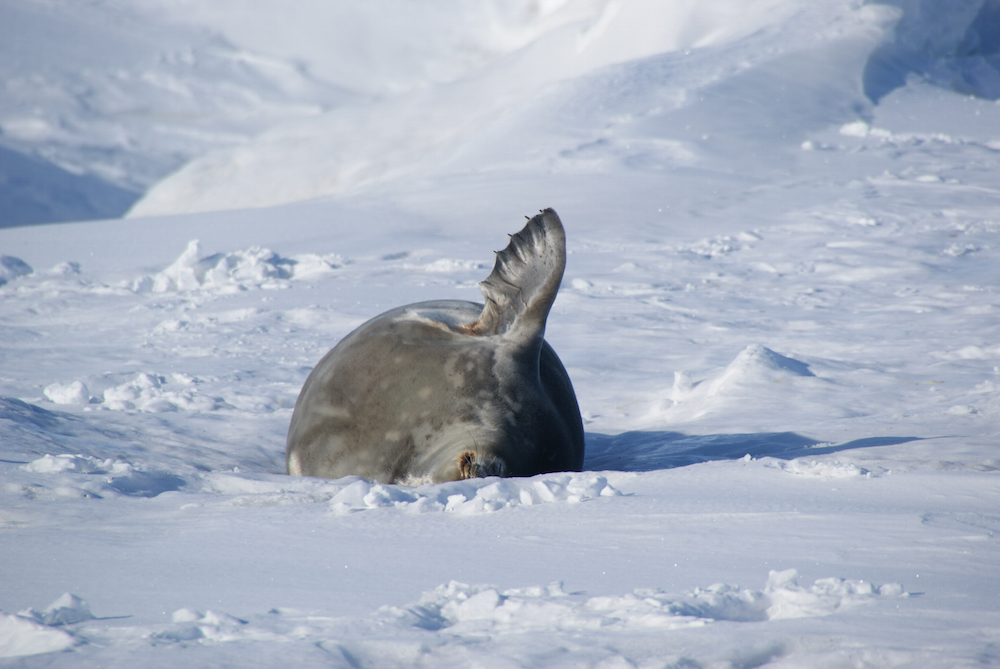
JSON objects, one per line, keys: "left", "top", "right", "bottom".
{"left": 466, "top": 208, "right": 566, "bottom": 347}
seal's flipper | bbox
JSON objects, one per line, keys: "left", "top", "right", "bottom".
{"left": 469, "top": 209, "right": 566, "bottom": 345}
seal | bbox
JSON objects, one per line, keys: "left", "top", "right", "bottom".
{"left": 286, "top": 208, "right": 584, "bottom": 484}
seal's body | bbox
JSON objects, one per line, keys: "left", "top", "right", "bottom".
{"left": 286, "top": 209, "right": 583, "bottom": 483}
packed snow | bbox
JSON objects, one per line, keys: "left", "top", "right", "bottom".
{"left": 2, "top": 0, "right": 1000, "bottom": 666}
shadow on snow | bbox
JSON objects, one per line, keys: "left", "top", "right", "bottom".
{"left": 3, "top": 396, "right": 922, "bottom": 481}
{"left": 583, "top": 431, "right": 921, "bottom": 472}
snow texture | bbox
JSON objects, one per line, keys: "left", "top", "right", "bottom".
{"left": 2, "top": 0, "right": 1000, "bottom": 666}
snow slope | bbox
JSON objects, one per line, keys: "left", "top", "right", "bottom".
{"left": 0, "top": 0, "right": 341, "bottom": 227}
{"left": 2, "top": 0, "right": 1000, "bottom": 666}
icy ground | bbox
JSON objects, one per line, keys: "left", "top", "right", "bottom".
{"left": 2, "top": 0, "right": 1000, "bottom": 666}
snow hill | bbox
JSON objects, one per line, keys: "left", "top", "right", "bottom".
{"left": 2, "top": 0, "right": 999, "bottom": 666}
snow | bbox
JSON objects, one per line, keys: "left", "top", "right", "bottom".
{"left": 2, "top": 0, "right": 1000, "bottom": 666}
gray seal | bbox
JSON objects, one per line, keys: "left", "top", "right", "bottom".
{"left": 286, "top": 209, "right": 584, "bottom": 483}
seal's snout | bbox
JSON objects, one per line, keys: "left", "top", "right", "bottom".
{"left": 458, "top": 451, "right": 507, "bottom": 479}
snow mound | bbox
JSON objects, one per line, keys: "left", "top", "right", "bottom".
{"left": 20, "top": 454, "right": 185, "bottom": 499}
{"left": 18, "top": 593, "right": 94, "bottom": 627}
{"left": 0, "top": 255, "right": 33, "bottom": 286}
{"left": 100, "top": 372, "right": 222, "bottom": 412}
{"left": 777, "top": 459, "right": 872, "bottom": 479}
{"left": 42, "top": 381, "right": 91, "bottom": 406}
{"left": 42, "top": 373, "right": 226, "bottom": 413}
{"left": 764, "top": 568, "right": 904, "bottom": 619}
{"left": 155, "top": 609, "right": 249, "bottom": 643}
{"left": 203, "top": 472, "right": 621, "bottom": 513}
{"left": 22, "top": 454, "right": 125, "bottom": 475}
{"left": 652, "top": 345, "right": 824, "bottom": 423}
{"left": 707, "top": 344, "right": 815, "bottom": 397}
{"left": 384, "top": 569, "right": 905, "bottom": 633}
{"left": 0, "top": 613, "right": 74, "bottom": 659}
{"left": 134, "top": 240, "right": 342, "bottom": 293}
{"left": 141, "top": 240, "right": 293, "bottom": 293}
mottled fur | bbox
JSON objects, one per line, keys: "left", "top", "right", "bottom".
{"left": 286, "top": 209, "right": 584, "bottom": 483}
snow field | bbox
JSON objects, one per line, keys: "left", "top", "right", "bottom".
{"left": 6, "top": 195, "right": 998, "bottom": 438}
{"left": 3, "top": 0, "right": 1000, "bottom": 666}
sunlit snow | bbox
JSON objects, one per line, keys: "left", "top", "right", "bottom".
{"left": 2, "top": 0, "right": 999, "bottom": 666}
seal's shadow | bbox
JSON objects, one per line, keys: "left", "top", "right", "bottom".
{"left": 583, "top": 431, "right": 920, "bottom": 472}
